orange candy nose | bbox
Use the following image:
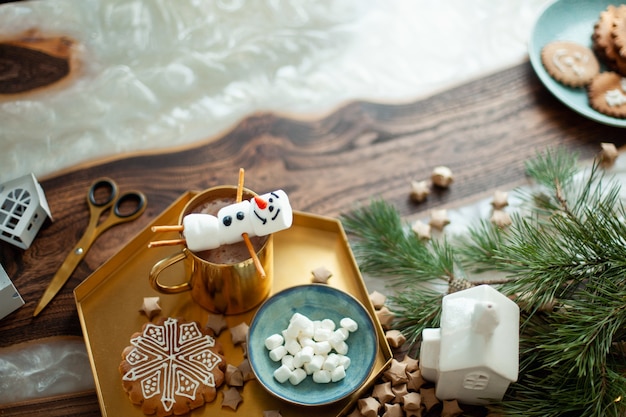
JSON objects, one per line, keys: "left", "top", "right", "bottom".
{"left": 254, "top": 196, "right": 268, "bottom": 209}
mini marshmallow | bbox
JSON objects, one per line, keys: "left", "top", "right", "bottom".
{"left": 329, "top": 330, "right": 347, "bottom": 348}
{"left": 269, "top": 345, "right": 287, "bottom": 362}
{"left": 312, "top": 369, "right": 332, "bottom": 384}
{"left": 273, "top": 364, "right": 293, "bottom": 383}
{"left": 298, "top": 336, "right": 316, "bottom": 349}
{"left": 322, "top": 353, "right": 340, "bottom": 371}
{"left": 281, "top": 354, "right": 295, "bottom": 370}
{"left": 331, "top": 365, "right": 346, "bottom": 382}
{"left": 290, "top": 312, "right": 314, "bottom": 332}
{"left": 284, "top": 339, "right": 302, "bottom": 356}
{"left": 292, "top": 346, "right": 314, "bottom": 368}
{"left": 264, "top": 333, "right": 284, "bottom": 350}
{"left": 282, "top": 325, "right": 300, "bottom": 340}
{"left": 314, "top": 327, "right": 333, "bottom": 342}
{"left": 320, "top": 318, "right": 336, "bottom": 331}
{"left": 182, "top": 213, "right": 220, "bottom": 252}
{"left": 304, "top": 354, "right": 325, "bottom": 374}
{"left": 289, "top": 368, "right": 307, "bottom": 385}
{"left": 333, "top": 340, "right": 349, "bottom": 355}
{"left": 334, "top": 327, "right": 349, "bottom": 341}
{"left": 340, "top": 317, "right": 358, "bottom": 332}
{"left": 313, "top": 341, "right": 332, "bottom": 356}
{"left": 338, "top": 354, "right": 351, "bottom": 369}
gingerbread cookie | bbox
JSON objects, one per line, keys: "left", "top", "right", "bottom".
{"left": 592, "top": 5, "right": 626, "bottom": 75}
{"left": 541, "top": 41, "right": 600, "bottom": 87}
{"left": 588, "top": 71, "right": 626, "bottom": 118}
{"left": 119, "top": 317, "right": 226, "bottom": 416}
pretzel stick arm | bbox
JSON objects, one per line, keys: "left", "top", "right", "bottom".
{"left": 148, "top": 238, "right": 187, "bottom": 248}
{"left": 151, "top": 225, "right": 184, "bottom": 233}
{"left": 242, "top": 232, "right": 266, "bottom": 279}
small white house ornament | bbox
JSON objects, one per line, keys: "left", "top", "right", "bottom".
{"left": 0, "top": 173, "right": 52, "bottom": 249}
{"left": 420, "top": 284, "right": 519, "bottom": 405}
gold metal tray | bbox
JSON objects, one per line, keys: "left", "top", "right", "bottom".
{"left": 74, "top": 192, "right": 392, "bottom": 417}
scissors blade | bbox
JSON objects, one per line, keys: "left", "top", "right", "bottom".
{"left": 33, "top": 238, "right": 91, "bottom": 317}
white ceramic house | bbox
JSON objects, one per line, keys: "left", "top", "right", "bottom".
{"left": 420, "top": 284, "right": 519, "bottom": 405}
{"left": 0, "top": 173, "right": 52, "bottom": 249}
{"left": 0, "top": 263, "right": 24, "bottom": 320}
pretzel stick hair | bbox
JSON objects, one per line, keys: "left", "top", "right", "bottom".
{"left": 236, "top": 167, "right": 245, "bottom": 203}
{"left": 237, "top": 168, "right": 266, "bottom": 279}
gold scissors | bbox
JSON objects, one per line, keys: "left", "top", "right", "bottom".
{"left": 33, "top": 178, "right": 147, "bottom": 317}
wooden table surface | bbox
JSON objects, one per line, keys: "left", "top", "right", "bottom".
{"left": 1, "top": 61, "right": 625, "bottom": 416}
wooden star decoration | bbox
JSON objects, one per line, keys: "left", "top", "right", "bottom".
{"left": 491, "top": 190, "right": 509, "bottom": 209}
{"left": 139, "top": 297, "right": 161, "bottom": 320}
{"left": 221, "top": 387, "right": 242, "bottom": 410}
{"left": 383, "top": 358, "right": 408, "bottom": 385}
{"left": 429, "top": 209, "right": 450, "bottom": 231}
{"left": 230, "top": 322, "right": 249, "bottom": 345}
{"left": 311, "top": 266, "right": 333, "bottom": 284}
{"left": 599, "top": 142, "right": 619, "bottom": 167}
{"left": 420, "top": 387, "right": 440, "bottom": 411}
{"left": 410, "top": 180, "right": 430, "bottom": 203}
{"left": 441, "top": 399, "right": 464, "bottom": 417}
{"left": 431, "top": 166, "right": 454, "bottom": 188}
{"left": 372, "top": 381, "right": 395, "bottom": 403}
{"left": 369, "top": 290, "right": 387, "bottom": 309}
{"left": 358, "top": 397, "right": 381, "bottom": 416}
{"left": 400, "top": 354, "right": 419, "bottom": 372}
{"left": 407, "top": 369, "right": 426, "bottom": 391}
{"left": 205, "top": 313, "right": 228, "bottom": 336}
{"left": 403, "top": 392, "right": 422, "bottom": 411}
{"left": 383, "top": 403, "right": 404, "bottom": 417}
{"left": 376, "top": 305, "right": 395, "bottom": 329}
{"left": 392, "top": 383, "right": 408, "bottom": 403}
{"left": 411, "top": 220, "right": 431, "bottom": 240}
{"left": 490, "top": 209, "right": 512, "bottom": 228}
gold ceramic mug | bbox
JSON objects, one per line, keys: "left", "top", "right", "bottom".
{"left": 149, "top": 186, "right": 273, "bottom": 315}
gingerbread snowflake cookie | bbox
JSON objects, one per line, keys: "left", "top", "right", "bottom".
{"left": 588, "top": 71, "right": 626, "bottom": 118}
{"left": 541, "top": 41, "right": 600, "bottom": 87}
{"left": 119, "top": 317, "right": 226, "bottom": 416}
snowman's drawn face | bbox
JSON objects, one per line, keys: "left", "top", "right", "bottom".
{"left": 253, "top": 191, "right": 283, "bottom": 225}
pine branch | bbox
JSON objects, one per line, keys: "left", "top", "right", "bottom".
{"left": 341, "top": 199, "right": 458, "bottom": 284}
{"left": 340, "top": 147, "right": 626, "bottom": 416}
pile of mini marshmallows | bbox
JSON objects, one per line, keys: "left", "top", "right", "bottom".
{"left": 264, "top": 312, "right": 359, "bottom": 385}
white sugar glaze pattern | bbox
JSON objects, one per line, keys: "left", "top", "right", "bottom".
{"left": 122, "top": 318, "right": 222, "bottom": 413}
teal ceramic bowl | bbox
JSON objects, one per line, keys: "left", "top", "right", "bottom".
{"left": 528, "top": 0, "right": 626, "bottom": 127}
{"left": 247, "top": 284, "right": 378, "bottom": 406}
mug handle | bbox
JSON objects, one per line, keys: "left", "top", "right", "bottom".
{"left": 149, "top": 251, "right": 191, "bottom": 294}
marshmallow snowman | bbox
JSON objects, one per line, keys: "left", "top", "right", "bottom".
{"left": 182, "top": 189, "right": 292, "bottom": 252}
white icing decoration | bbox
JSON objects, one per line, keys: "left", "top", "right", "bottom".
{"left": 605, "top": 88, "right": 626, "bottom": 107}
{"left": 122, "top": 318, "right": 222, "bottom": 413}
{"left": 553, "top": 48, "right": 589, "bottom": 77}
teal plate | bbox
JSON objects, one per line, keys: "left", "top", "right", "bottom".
{"left": 247, "top": 284, "right": 378, "bottom": 406}
{"left": 528, "top": 0, "right": 626, "bottom": 127}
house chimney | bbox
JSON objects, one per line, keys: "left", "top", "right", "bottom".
{"left": 471, "top": 301, "right": 500, "bottom": 337}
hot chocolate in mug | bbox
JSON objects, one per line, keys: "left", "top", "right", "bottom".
{"left": 149, "top": 186, "right": 282, "bottom": 315}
